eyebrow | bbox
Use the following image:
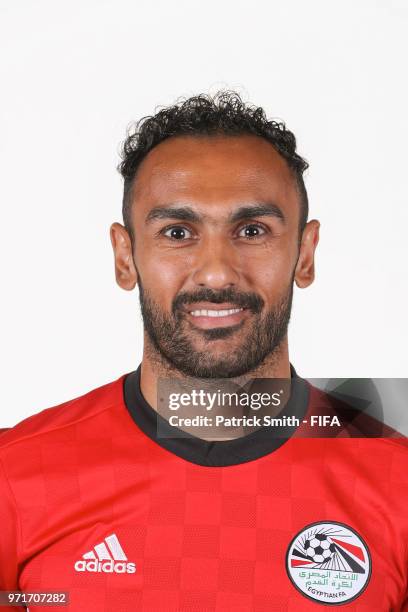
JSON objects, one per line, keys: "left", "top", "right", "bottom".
{"left": 146, "top": 206, "right": 201, "bottom": 224}
{"left": 230, "top": 203, "right": 285, "bottom": 223}
{"left": 145, "top": 202, "right": 285, "bottom": 225}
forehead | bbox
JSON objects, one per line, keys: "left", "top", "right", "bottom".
{"left": 131, "top": 134, "right": 300, "bottom": 221}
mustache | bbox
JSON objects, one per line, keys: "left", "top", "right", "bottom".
{"left": 172, "top": 287, "right": 264, "bottom": 315}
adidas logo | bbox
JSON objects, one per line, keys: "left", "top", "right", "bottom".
{"left": 74, "top": 533, "right": 136, "bottom": 574}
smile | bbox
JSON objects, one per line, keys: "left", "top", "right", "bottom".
{"left": 189, "top": 308, "right": 243, "bottom": 318}
{"left": 182, "top": 303, "right": 249, "bottom": 330}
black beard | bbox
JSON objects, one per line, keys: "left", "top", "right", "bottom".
{"left": 137, "top": 278, "right": 294, "bottom": 379}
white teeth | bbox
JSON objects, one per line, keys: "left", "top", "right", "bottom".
{"left": 189, "top": 308, "right": 243, "bottom": 317}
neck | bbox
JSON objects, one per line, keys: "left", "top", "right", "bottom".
{"left": 140, "top": 335, "right": 291, "bottom": 412}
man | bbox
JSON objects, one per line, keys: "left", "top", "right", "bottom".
{"left": 0, "top": 92, "right": 407, "bottom": 610}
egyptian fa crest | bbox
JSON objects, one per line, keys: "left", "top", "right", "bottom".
{"left": 286, "top": 521, "right": 371, "bottom": 605}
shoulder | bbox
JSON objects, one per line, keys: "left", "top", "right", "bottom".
{"left": 0, "top": 373, "right": 127, "bottom": 454}
{"left": 306, "top": 381, "right": 407, "bottom": 442}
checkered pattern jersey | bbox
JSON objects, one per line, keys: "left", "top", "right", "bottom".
{"left": 0, "top": 373, "right": 407, "bottom": 611}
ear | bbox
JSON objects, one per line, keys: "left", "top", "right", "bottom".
{"left": 110, "top": 222, "right": 138, "bottom": 290}
{"left": 294, "top": 219, "right": 320, "bottom": 288}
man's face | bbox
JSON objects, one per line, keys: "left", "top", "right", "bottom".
{"left": 111, "top": 134, "right": 319, "bottom": 378}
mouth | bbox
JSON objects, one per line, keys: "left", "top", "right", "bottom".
{"left": 182, "top": 302, "right": 249, "bottom": 330}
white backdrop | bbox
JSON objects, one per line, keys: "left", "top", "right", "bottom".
{"left": 1, "top": 0, "right": 407, "bottom": 426}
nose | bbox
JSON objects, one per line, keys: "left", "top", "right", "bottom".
{"left": 191, "top": 237, "right": 241, "bottom": 289}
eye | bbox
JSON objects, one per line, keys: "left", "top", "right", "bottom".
{"left": 237, "top": 224, "right": 267, "bottom": 239}
{"left": 163, "top": 226, "right": 193, "bottom": 240}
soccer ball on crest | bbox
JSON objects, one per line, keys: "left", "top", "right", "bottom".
{"left": 304, "top": 533, "right": 336, "bottom": 563}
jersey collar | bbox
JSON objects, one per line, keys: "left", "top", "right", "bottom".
{"left": 123, "top": 364, "right": 310, "bottom": 467}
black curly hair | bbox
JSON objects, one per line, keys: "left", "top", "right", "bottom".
{"left": 118, "top": 91, "right": 309, "bottom": 239}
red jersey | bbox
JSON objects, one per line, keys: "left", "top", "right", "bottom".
{"left": 0, "top": 367, "right": 407, "bottom": 611}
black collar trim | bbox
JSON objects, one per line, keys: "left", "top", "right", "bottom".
{"left": 123, "top": 364, "right": 310, "bottom": 467}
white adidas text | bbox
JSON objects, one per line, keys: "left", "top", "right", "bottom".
{"left": 74, "top": 533, "right": 136, "bottom": 574}
{"left": 74, "top": 559, "right": 136, "bottom": 573}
